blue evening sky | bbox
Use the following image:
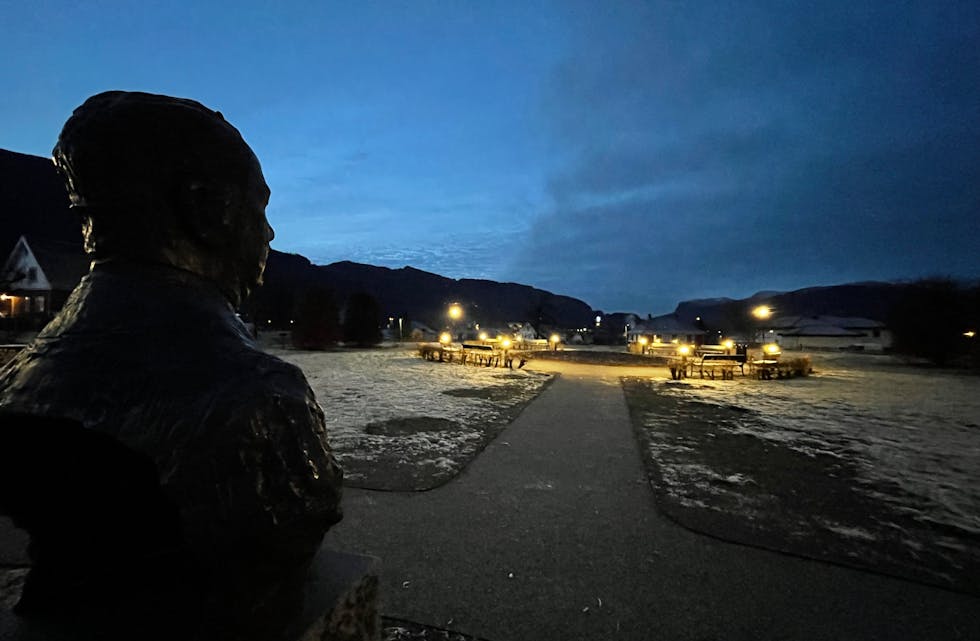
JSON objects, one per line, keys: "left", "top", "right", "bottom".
{"left": 2, "top": 1, "right": 978, "bottom": 314}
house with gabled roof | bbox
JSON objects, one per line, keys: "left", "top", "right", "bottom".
{"left": 0, "top": 235, "right": 89, "bottom": 325}
{"left": 628, "top": 312, "right": 708, "bottom": 346}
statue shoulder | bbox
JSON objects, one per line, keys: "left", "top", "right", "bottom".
{"left": 242, "top": 350, "right": 312, "bottom": 390}
{"left": 222, "top": 350, "right": 325, "bottom": 426}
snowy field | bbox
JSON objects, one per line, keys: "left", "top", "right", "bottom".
{"left": 625, "top": 352, "right": 980, "bottom": 593}
{"left": 275, "top": 347, "right": 552, "bottom": 490}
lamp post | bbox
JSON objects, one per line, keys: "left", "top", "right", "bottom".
{"left": 549, "top": 333, "right": 561, "bottom": 352}
{"left": 751, "top": 305, "right": 771, "bottom": 345}
{"left": 448, "top": 303, "right": 463, "bottom": 341}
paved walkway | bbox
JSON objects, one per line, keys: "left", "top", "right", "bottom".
{"left": 326, "top": 361, "right": 979, "bottom": 640}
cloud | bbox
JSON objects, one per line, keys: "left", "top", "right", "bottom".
{"left": 294, "top": 227, "right": 529, "bottom": 284}
{"left": 507, "top": 0, "right": 980, "bottom": 313}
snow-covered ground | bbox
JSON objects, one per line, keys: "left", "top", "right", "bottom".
{"left": 639, "top": 352, "right": 980, "bottom": 591}
{"left": 275, "top": 347, "right": 552, "bottom": 489}
{"left": 656, "top": 353, "right": 980, "bottom": 541}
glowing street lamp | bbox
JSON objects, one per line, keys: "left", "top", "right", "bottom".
{"left": 722, "top": 339, "right": 735, "bottom": 350}
{"left": 752, "top": 305, "right": 771, "bottom": 320}
{"left": 763, "top": 343, "right": 781, "bottom": 357}
{"left": 678, "top": 345, "right": 691, "bottom": 356}
{"left": 446, "top": 303, "right": 463, "bottom": 341}
{"left": 964, "top": 331, "right": 976, "bottom": 338}
{"left": 549, "top": 334, "right": 561, "bottom": 351}
{"left": 439, "top": 332, "right": 452, "bottom": 345}
{"left": 478, "top": 331, "right": 489, "bottom": 341}
{"left": 501, "top": 338, "right": 512, "bottom": 350}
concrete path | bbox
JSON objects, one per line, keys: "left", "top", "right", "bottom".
{"left": 325, "top": 361, "right": 979, "bottom": 641}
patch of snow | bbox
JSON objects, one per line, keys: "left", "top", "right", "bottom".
{"left": 654, "top": 356, "right": 980, "bottom": 540}
{"left": 274, "top": 348, "right": 551, "bottom": 479}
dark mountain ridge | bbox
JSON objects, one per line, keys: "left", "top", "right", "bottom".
{"left": 673, "top": 281, "right": 921, "bottom": 332}
{"left": 259, "top": 252, "right": 596, "bottom": 330}
{"left": 2, "top": 147, "right": 954, "bottom": 332}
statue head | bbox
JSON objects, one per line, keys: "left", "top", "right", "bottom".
{"left": 52, "top": 91, "right": 274, "bottom": 308}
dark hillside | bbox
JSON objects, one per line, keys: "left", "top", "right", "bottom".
{"left": 0, "top": 149, "right": 78, "bottom": 255}
{"left": 257, "top": 255, "right": 596, "bottom": 330}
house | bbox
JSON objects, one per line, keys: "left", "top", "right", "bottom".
{"left": 628, "top": 313, "right": 708, "bottom": 346}
{"left": 0, "top": 235, "right": 89, "bottom": 326}
{"left": 764, "top": 315, "right": 892, "bottom": 352}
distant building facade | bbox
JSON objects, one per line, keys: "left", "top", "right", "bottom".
{"left": 764, "top": 315, "right": 893, "bottom": 352}
{"left": 628, "top": 313, "right": 708, "bottom": 346}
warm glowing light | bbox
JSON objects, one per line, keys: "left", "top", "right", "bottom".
{"left": 638, "top": 336, "right": 649, "bottom": 346}
{"left": 478, "top": 332, "right": 488, "bottom": 341}
{"left": 501, "top": 338, "right": 512, "bottom": 349}
{"left": 549, "top": 334, "right": 560, "bottom": 344}
{"left": 671, "top": 339, "right": 679, "bottom": 344}
{"left": 0, "top": 294, "right": 8, "bottom": 301}
{"left": 723, "top": 339, "right": 735, "bottom": 349}
{"left": 448, "top": 304, "right": 463, "bottom": 320}
{"left": 752, "top": 305, "right": 771, "bottom": 319}
{"left": 764, "top": 343, "right": 781, "bottom": 355}
{"left": 678, "top": 345, "right": 691, "bottom": 356}
{"left": 965, "top": 331, "right": 976, "bottom": 338}
{"left": 439, "top": 332, "right": 451, "bottom": 344}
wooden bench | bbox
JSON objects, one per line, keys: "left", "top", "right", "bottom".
{"left": 696, "top": 353, "right": 745, "bottom": 379}
{"left": 461, "top": 343, "right": 501, "bottom": 367}
{"left": 667, "top": 357, "right": 693, "bottom": 380}
{"left": 748, "top": 359, "right": 782, "bottom": 379}
{"left": 698, "top": 359, "right": 738, "bottom": 380}
{"left": 418, "top": 343, "right": 461, "bottom": 363}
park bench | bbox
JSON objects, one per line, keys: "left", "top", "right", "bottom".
{"left": 696, "top": 352, "right": 746, "bottom": 379}
{"left": 461, "top": 343, "right": 501, "bottom": 367}
{"left": 667, "top": 356, "right": 693, "bottom": 380}
{"left": 419, "top": 342, "right": 461, "bottom": 363}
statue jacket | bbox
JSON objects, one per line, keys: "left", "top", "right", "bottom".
{"left": 0, "top": 261, "right": 343, "bottom": 566}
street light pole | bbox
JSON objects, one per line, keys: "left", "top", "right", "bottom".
{"left": 448, "top": 303, "right": 463, "bottom": 341}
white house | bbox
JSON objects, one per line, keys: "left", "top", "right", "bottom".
{"left": 765, "top": 315, "right": 892, "bottom": 352}
{"left": 0, "top": 235, "right": 88, "bottom": 321}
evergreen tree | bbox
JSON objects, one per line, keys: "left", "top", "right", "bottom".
{"left": 343, "top": 292, "right": 382, "bottom": 346}
{"left": 888, "top": 278, "right": 977, "bottom": 367}
{"left": 291, "top": 286, "right": 339, "bottom": 350}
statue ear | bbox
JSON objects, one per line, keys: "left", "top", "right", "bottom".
{"left": 174, "top": 178, "right": 236, "bottom": 247}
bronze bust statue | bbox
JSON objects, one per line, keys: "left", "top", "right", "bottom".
{"left": 0, "top": 91, "right": 343, "bottom": 635}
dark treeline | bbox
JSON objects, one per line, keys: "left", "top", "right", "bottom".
{"left": 887, "top": 278, "right": 980, "bottom": 368}
{"left": 245, "top": 286, "right": 383, "bottom": 349}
